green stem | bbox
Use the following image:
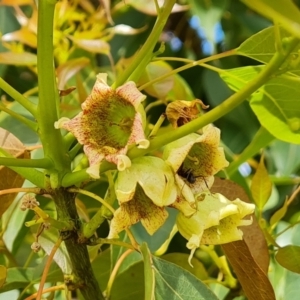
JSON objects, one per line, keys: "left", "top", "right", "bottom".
{"left": 0, "top": 77, "right": 37, "bottom": 117}
{"left": 113, "top": 0, "right": 176, "bottom": 87}
{"left": 0, "top": 103, "right": 38, "bottom": 132}
{"left": 0, "top": 148, "right": 46, "bottom": 188}
{"left": 53, "top": 189, "right": 104, "bottom": 300}
{"left": 0, "top": 157, "right": 52, "bottom": 168}
{"left": 140, "top": 50, "right": 235, "bottom": 91}
{"left": 94, "top": 238, "right": 135, "bottom": 250}
{"left": 270, "top": 175, "right": 300, "bottom": 185}
{"left": 226, "top": 127, "right": 275, "bottom": 176}
{"left": 68, "top": 143, "right": 83, "bottom": 160}
{"left": 63, "top": 132, "right": 76, "bottom": 151}
{"left": 78, "top": 173, "right": 116, "bottom": 239}
{"left": 36, "top": 0, "right": 70, "bottom": 172}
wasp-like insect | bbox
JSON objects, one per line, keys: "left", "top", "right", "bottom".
{"left": 177, "top": 163, "right": 210, "bottom": 190}
{"left": 177, "top": 164, "right": 196, "bottom": 184}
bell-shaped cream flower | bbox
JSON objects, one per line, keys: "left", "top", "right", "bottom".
{"left": 55, "top": 73, "right": 149, "bottom": 178}
{"left": 108, "top": 156, "right": 177, "bottom": 237}
{"left": 108, "top": 184, "right": 169, "bottom": 238}
{"left": 163, "top": 124, "right": 229, "bottom": 217}
{"left": 177, "top": 192, "right": 255, "bottom": 265}
{"left": 115, "top": 156, "right": 177, "bottom": 206}
{"left": 163, "top": 124, "right": 229, "bottom": 195}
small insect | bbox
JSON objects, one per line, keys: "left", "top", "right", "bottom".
{"left": 177, "top": 164, "right": 196, "bottom": 184}
{"left": 177, "top": 163, "right": 210, "bottom": 189}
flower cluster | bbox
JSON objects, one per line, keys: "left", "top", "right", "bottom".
{"left": 56, "top": 74, "right": 255, "bottom": 259}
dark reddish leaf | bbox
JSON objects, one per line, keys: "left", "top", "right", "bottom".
{"left": 211, "top": 178, "right": 274, "bottom": 300}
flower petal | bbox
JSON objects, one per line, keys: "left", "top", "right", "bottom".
{"left": 55, "top": 73, "right": 148, "bottom": 177}
{"left": 115, "top": 156, "right": 177, "bottom": 206}
{"left": 108, "top": 184, "right": 169, "bottom": 238}
{"left": 116, "top": 81, "right": 146, "bottom": 108}
{"left": 177, "top": 192, "right": 255, "bottom": 246}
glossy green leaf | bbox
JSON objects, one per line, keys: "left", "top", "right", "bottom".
{"left": 0, "top": 97, "right": 39, "bottom": 144}
{"left": 110, "top": 262, "right": 145, "bottom": 300}
{"left": 203, "top": 69, "right": 260, "bottom": 153}
{"left": 269, "top": 258, "right": 300, "bottom": 300}
{"left": 220, "top": 66, "right": 300, "bottom": 144}
{"left": 276, "top": 245, "right": 300, "bottom": 273}
{"left": 241, "top": 0, "right": 300, "bottom": 39}
{"left": 38, "top": 234, "right": 72, "bottom": 275}
{"left": 162, "top": 253, "right": 208, "bottom": 281}
{"left": 152, "top": 256, "right": 219, "bottom": 300}
{"left": 237, "top": 26, "right": 300, "bottom": 76}
{"left": 92, "top": 248, "right": 111, "bottom": 291}
{"left": 32, "top": 256, "right": 64, "bottom": 283}
{"left": 0, "top": 268, "right": 34, "bottom": 292}
{"left": 251, "top": 154, "right": 272, "bottom": 210}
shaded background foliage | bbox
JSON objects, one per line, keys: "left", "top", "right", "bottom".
{"left": 1, "top": 0, "right": 300, "bottom": 300}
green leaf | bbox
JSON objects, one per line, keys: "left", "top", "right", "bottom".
{"left": 251, "top": 154, "right": 272, "bottom": 210}
{"left": 0, "top": 267, "right": 34, "bottom": 293}
{"left": 110, "top": 261, "right": 145, "bottom": 300}
{"left": 241, "top": 0, "right": 300, "bottom": 39}
{"left": 38, "top": 231, "right": 72, "bottom": 274}
{"left": 32, "top": 257, "right": 63, "bottom": 283}
{"left": 220, "top": 66, "right": 300, "bottom": 144}
{"left": 110, "top": 232, "right": 142, "bottom": 274}
{"left": 152, "top": 256, "right": 219, "bottom": 300}
{"left": 0, "top": 98, "right": 39, "bottom": 144}
{"left": 276, "top": 245, "right": 300, "bottom": 273}
{"left": 270, "top": 200, "right": 288, "bottom": 227}
{"left": 140, "top": 243, "right": 155, "bottom": 300}
{"left": 92, "top": 248, "right": 111, "bottom": 291}
{"left": 269, "top": 258, "right": 300, "bottom": 300}
{"left": 162, "top": 253, "right": 208, "bottom": 281}
{"left": 237, "top": 26, "right": 300, "bottom": 73}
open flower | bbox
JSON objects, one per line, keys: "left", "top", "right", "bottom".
{"left": 177, "top": 192, "right": 255, "bottom": 265}
{"left": 109, "top": 156, "right": 177, "bottom": 237}
{"left": 109, "top": 184, "right": 169, "bottom": 238}
{"left": 55, "top": 73, "right": 149, "bottom": 178}
{"left": 163, "top": 124, "right": 229, "bottom": 211}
